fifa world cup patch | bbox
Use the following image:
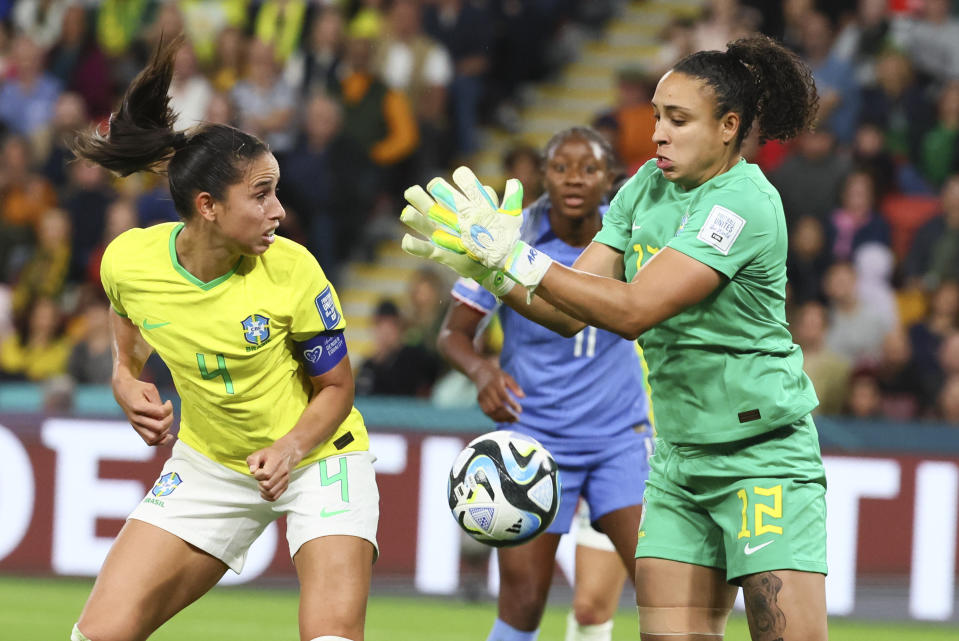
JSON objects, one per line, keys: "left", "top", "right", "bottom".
{"left": 151, "top": 472, "right": 183, "bottom": 497}
{"left": 696, "top": 205, "right": 746, "bottom": 255}
{"left": 315, "top": 286, "right": 342, "bottom": 329}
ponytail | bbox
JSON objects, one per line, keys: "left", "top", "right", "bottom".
{"left": 71, "top": 36, "right": 186, "bottom": 176}
{"left": 673, "top": 34, "right": 819, "bottom": 146}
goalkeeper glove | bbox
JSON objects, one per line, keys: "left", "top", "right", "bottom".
{"left": 400, "top": 184, "right": 514, "bottom": 297}
{"left": 440, "top": 166, "right": 554, "bottom": 296}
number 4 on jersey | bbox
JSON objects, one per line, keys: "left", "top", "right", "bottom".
{"left": 196, "top": 353, "right": 234, "bottom": 394}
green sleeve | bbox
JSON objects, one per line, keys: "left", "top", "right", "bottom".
{"left": 666, "top": 187, "right": 778, "bottom": 278}
{"left": 593, "top": 162, "right": 657, "bottom": 251}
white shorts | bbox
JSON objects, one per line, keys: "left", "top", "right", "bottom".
{"left": 129, "top": 440, "right": 379, "bottom": 573}
{"left": 574, "top": 500, "right": 616, "bottom": 552}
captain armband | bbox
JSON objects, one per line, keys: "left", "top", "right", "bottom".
{"left": 296, "top": 330, "right": 348, "bottom": 376}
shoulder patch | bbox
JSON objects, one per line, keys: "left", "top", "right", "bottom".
{"left": 314, "top": 285, "right": 342, "bottom": 329}
{"left": 696, "top": 205, "right": 746, "bottom": 255}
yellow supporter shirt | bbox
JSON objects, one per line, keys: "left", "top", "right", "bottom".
{"left": 100, "top": 222, "right": 369, "bottom": 473}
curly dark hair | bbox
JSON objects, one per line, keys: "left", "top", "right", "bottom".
{"left": 672, "top": 34, "right": 819, "bottom": 147}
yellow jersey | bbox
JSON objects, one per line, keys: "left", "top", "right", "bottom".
{"left": 101, "top": 222, "right": 369, "bottom": 473}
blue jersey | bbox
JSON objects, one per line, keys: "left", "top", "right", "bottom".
{"left": 451, "top": 198, "right": 650, "bottom": 462}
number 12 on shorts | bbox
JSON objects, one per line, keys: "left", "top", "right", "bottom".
{"left": 736, "top": 484, "right": 783, "bottom": 539}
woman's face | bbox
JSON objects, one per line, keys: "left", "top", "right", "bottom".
{"left": 651, "top": 71, "right": 737, "bottom": 189}
{"left": 211, "top": 153, "right": 285, "bottom": 256}
{"left": 544, "top": 135, "right": 611, "bottom": 219}
{"left": 841, "top": 172, "right": 874, "bottom": 214}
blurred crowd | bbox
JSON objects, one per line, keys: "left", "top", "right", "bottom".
{"left": 0, "top": 0, "right": 958, "bottom": 425}
{"left": 0, "top": 0, "right": 616, "bottom": 402}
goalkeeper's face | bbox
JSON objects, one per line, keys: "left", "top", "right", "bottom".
{"left": 651, "top": 71, "right": 742, "bottom": 189}
{"left": 544, "top": 135, "right": 612, "bottom": 220}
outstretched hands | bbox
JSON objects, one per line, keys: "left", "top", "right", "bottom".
{"left": 401, "top": 166, "right": 553, "bottom": 298}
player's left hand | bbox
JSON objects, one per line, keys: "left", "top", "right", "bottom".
{"left": 247, "top": 443, "right": 299, "bottom": 501}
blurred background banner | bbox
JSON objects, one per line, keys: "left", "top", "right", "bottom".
{"left": 2, "top": 403, "right": 958, "bottom": 622}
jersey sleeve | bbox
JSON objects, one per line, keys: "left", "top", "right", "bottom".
{"left": 666, "top": 184, "right": 778, "bottom": 278}
{"left": 593, "top": 161, "right": 656, "bottom": 251}
{"left": 290, "top": 249, "right": 347, "bottom": 340}
{"left": 99, "top": 234, "right": 127, "bottom": 317}
{"left": 451, "top": 277, "right": 497, "bottom": 314}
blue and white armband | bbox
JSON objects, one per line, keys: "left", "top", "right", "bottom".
{"left": 296, "top": 331, "right": 348, "bottom": 376}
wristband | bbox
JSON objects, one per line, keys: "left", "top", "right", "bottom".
{"left": 502, "top": 241, "right": 553, "bottom": 301}
{"left": 480, "top": 270, "right": 515, "bottom": 298}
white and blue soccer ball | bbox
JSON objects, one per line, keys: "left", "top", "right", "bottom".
{"left": 448, "top": 430, "right": 560, "bottom": 547}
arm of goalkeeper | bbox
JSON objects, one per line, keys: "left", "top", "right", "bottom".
{"left": 400, "top": 184, "right": 514, "bottom": 297}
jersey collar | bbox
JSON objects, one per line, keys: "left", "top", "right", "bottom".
{"left": 168, "top": 223, "right": 244, "bottom": 290}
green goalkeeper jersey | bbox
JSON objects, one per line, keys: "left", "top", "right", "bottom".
{"left": 594, "top": 158, "right": 818, "bottom": 444}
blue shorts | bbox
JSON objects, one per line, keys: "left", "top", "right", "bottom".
{"left": 541, "top": 430, "right": 652, "bottom": 535}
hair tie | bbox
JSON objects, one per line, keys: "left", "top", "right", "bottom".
{"left": 171, "top": 131, "right": 189, "bottom": 151}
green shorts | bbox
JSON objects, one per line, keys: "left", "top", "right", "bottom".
{"left": 636, "top": 414, "right": 827, "bottom": 583}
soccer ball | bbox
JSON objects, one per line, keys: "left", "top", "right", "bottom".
{"left": 447, "top": 430, "right": 560, "bottom": 547}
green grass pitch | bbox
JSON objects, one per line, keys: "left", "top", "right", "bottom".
{"left": 3, "top": 576, "right": 957, "bottom": 640}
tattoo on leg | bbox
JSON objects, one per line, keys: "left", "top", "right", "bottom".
{"left": 743, "top": 572, "right": 786, "bottom": 641}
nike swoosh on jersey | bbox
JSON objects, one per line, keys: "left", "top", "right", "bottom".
{"left": 142, "top": 320, "right": 171, "bottom": 330}
{"left": 743, "top": 540, "right": 775, "bottom": 555}
{"left": 319, "top": 507, "right": 351, "bottom": 518}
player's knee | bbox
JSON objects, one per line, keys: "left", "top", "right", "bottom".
{"left": 571, "top": 598, "right": 612, "bottom": 626}
{"left": 637, "top": 606, "right": 730, "bottom": 637}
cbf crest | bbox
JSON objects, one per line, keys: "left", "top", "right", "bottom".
{"left": 241, "top": 314, "right": 271, "bottom": 345}
{"left": 151, "top": 472, "right": 182, "bottom": 497}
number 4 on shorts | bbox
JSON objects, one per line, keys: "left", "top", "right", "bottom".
{"left": 319, "top": 457, "right": 350, "bottom": 502}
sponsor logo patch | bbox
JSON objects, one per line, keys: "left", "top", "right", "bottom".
{"left": 315, "top": 286, "right": 342, "bottom": 329}
{"left": 696, "top": 205, "right": 746, "bottom": 255}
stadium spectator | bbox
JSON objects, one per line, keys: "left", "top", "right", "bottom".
{"left": 178, "top": 0, "right": 247, "bottom": 68}
{"left": 94, "top": 0, "right": 154, "bottom": 60}
{"left": 850, "top": 121, "right": 898, "bottom": 199}
{"left": 279, "top": 93, "right": 349, "bottom": 277}
{"left": 874, "top": 327, "right": 925, "bottom": 420}
{"left": 403, "top": 266, "right": 447, "bottom": 354}
{"left": 283, "top": 6, "right": 344, "bottom": 97}
{"left": 251, "top": 0, "right": 309, "bottom": 64}
{"left": 907, "top": 280, "right": 959, "bottom": 411}
{"left": 10, "top": 206, "right": 70, "bottom": 316}
{"left": 858, "top": 48, "right": 933, "bottom": 169}
{"left": 593, "top": 68, "right": 657, "bottom": 174}
{"left": 66, "top": 294, "right": 112, "bottom": 385}
{"left": 0, "top": 33, "right": 61, "bottom": 137}
{"left": 651, "top": 17, "right": 696, "bottom": 76}
{"left": 825, "top": 170, "right": 891, "bottom": 262}
{"left": 231, "top": 38, "right": 297, "bottom": 155}
{"left": 168, "top": 41, "right": 212, "bottom": 130}
{"left": 46, "top": 4, "right": 114, "bottom": 122}
{"left": 939, "top": 375, "right": 959, "bottom": 423}
{"left": 771, "top": 127, "right": 851, "bottom": 226}
{"left": 799, "top": 11, "right": 860, "bottom": 145}
{"left": 918, "top": 80, "right": 959, "bottom": 188}
{"left": 38, "top": 92, "right": 88, "bottom": 191}
{"left": 84, "top": 197, "right": 137, "bottom": 287}
{"left": 824, "top": 261, "right": 895, "bottom": 367}
{"left": 209, "top": 24, "right": 245, "bottom": 92}
{"left": 333, "top": 20, "right": 419, "bottom": 208}
{"left": 844, "top": 367, "right": 884, "bottom": 418}
{"left": 135, "top": 175, "right": 179, "bottom": 227}
{"left": 422, "top": 0, "right": 493, "bottom": 157}
{"left": 0, "top": 135, "right": 58, "bottom": 281}
{"left": 0, "top": 296, "right": 71, "bottom": 382}
{"left": 355, "top": 298, "right": 440, "bottom": 397}
{"left": 903, "top": 174, "right": 959, "bottom": 289}
{"left": 854, "top": 242, "right": 899, "bottom": 332}
{"left": 832, "top": 0, "right": 894, "bottom": 86}
{"left": 11, "top": 0, "right": 69, "bottom": 50}
{"left": 203, "top": 89, "right": 237, "bottom": 126}
{"left": 793, "top": 300, "right": 851, "bottom": 415}
{"left": 375, "top": 0, "right": 453, "bottom": 180}
{"left": 61, "top": 159, "right": 112, "bottom": 281}
{"left": 891, "top": 0, "right": 959, "bottom": 84}
{"left": 692, "top": 0, "right": 759, "bottom": 52}
{"left": 786, "top": 216, "right": 831, "bottom": 305}
{"left": 502, "top": 143, "right": 545, "bottom": 210}
{"left": 777, "top": 0, "right": 815, "bottom": 53}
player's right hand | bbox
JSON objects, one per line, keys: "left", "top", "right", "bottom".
{"left": 474, "top": 363, "right": 525, "bottom": 423}
{"left": 113, "top": 377, "right": 174, "bottom": 446}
